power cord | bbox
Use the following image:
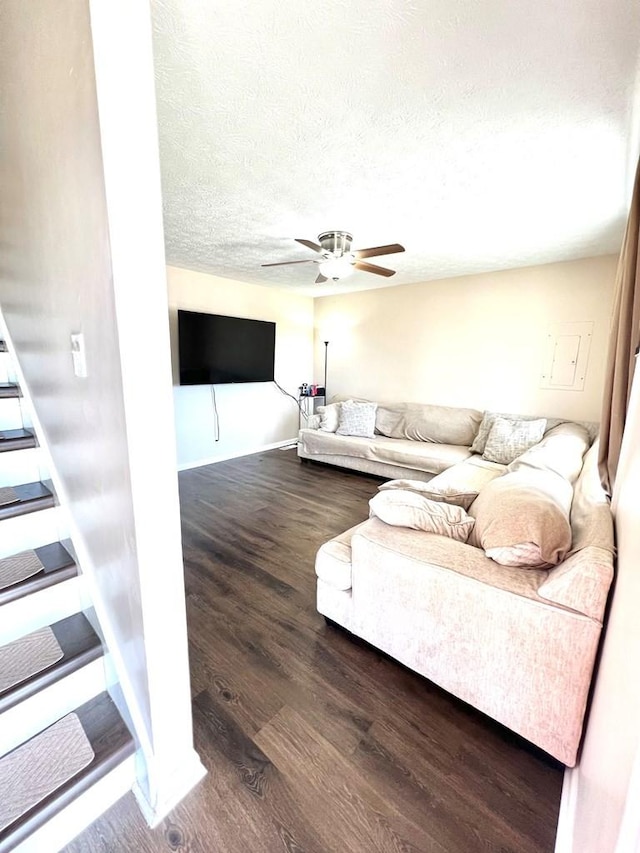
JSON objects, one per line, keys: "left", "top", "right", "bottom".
{"left": 273, "top": 379, "right": 308, "bottom": 421}
{"left": 210, "top": 384, "right": 220, "bottom": 441}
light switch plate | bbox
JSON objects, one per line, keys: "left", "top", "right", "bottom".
{"left": 70, "top": 332, "right": 88, "bottom": 378}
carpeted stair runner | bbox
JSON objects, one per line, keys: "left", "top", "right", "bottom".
{"left": 0, "top": 627, "right": 63, "bottom": 694}
{"left": 0, "top": 713, "right": 94, "bottom": 831}
{"left": 0, "top": 549, "right": 44, "bottom": 590}
{"left": 0, "top": 487, "right": 19, "bottom": 507}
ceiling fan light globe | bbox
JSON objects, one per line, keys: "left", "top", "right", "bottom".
{"left": 318, "top": 257, "right": 354, "bottom": 280}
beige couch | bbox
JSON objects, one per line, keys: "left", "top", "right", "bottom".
{"left": 315, "top": 424, "right": 614, "bottom": 766}
{"left": 297, "top": 399, "right": 595, "bottom": 481}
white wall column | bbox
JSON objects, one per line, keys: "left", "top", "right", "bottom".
{"left": 89, "top": 0, "right": 205, "bottom": 819}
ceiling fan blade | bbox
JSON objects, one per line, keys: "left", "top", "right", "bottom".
{"left": 315, "top": 272, "right": 328, "bottom": 284}
{"left": 261, "top": 259, "right": 316, "bottom": 268}
{"left": 354, "top": 260, "right": 396, "bottom": 277}
{"left": 295, "top": 238, "right": 323, "bottom": 253}
{"left": 353, "top": 243, "right": 405, "bottom": 260}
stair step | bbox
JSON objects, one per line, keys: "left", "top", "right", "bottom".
{"left": 0, "top": 343, "right": 7, "bottom": 354}
{"left": 0, "top": 482, "right": 54, "bottom": 522}
{"left": 0, "top": 543, "right": 76, "bottom": 607}
{"left": 0, "top": 430, "right": 36, "bottom": 454}
{"left": 0, "top": 384, "right": 20, "bottom": 400}
{"left": 0, "top": 613, "right": 105, "bottom": 758}
{"left": 0, "top": 693, "right": 135, "bottom": 853}
{"left": 0, "top": 613, "right": 101, "bottom": 716}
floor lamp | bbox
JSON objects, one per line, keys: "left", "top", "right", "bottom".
{"left": 324, "top": 341, "right": 329, "bottom": 403}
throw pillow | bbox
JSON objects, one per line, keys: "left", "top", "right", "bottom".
{"left": 317, "top": 402, "right": 341, "bottom": 433}
{"left": 378, "top": 478, "right": 479, "bottom": 511}
{"left": 369, "top": 490, "right": 475, "bottom": 542}
{"left": 468, "top": 470, "right": 572, "bottom": 567}
{"left": 482, "top": 417, "right": 546, "bottom": 465}
{"left": 336, "top": 400, "right": 377, "bottom": 438}
{"left": 471, "top": 411, "right": 552, "bottom": 455}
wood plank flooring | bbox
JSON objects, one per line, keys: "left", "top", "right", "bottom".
{"left": 64, "top": 449, "right": 563, "bottom": 852}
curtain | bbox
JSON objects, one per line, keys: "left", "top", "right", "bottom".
{"left": 598, "top": 157, "right": 640, "bottom": 496}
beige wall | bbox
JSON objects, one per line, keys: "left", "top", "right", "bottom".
{"left": 314, "top": 256, "right": 616, "bottom": 421}
{"left": 167, "top": 266, "right": 314, "bottom": 468}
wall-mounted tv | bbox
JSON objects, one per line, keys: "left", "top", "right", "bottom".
{"left": 178, "top": 309, "right": 276, "bottom": 385}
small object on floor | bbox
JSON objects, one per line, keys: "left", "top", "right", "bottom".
{"left": 0, "top": 713, "right": 95, "bottom": 832}
{"left": 0, "top": 626, "right": 63, "bottom": 694}
{"left": 0, "top": 486, "right": 19, "bottom": 506}
{"left": 0, "top": 549, "right": 44, "bottom": 590}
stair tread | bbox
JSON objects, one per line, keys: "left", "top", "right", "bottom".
{"left": 0, "top": 543, "right": 77, "bottom": 607}
{"left": 0, "top": 693, "right": 134, "bottom": 850}
{"left": 0, "top": 613, "right": 102, "bottom": 713}
{"left": 0, "top": 429, "right": 33, "bottom": 441}
{"left": 0, "top": 481, "right": 55, "bottom": 521}
{"left": 0, "top": 384, "right": 20, "bottom": 399}
{"left": 0, "top": 428, "right": 37, "bottom": 453}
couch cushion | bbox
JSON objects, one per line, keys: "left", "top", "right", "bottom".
{"left": 336, "top": 400, "right": 377, "bottom": 438}
{"left": 369, "top": 491, "right": 475, "bottom": 542}
{"left": 469, "top": 470, "right": 572, "bottom": 567}
{"left": 317, "top": 402, "right": 341, "bottom": 432}
{"left": 375, "top": 404, "right": 404, "bottom": 438}
{"left": 508, "top": 422, "right": 591, "bottom": 483}
{"left": 379, "top": 477, "right": 479, "bottom": 511}
{"left": 315, "top": 521, "right": 368, "bottom": 591}
{"left": 568, "top": 440, "right": 614, "bottom": 554}
{"left": 376, "top": 402, "right": 482, "bottom": 446}
{"left": 371, "top": 438, "right": 473, "bottom": 473}
{"left": 482, "top": 417, "right": 547, "bottom": 465}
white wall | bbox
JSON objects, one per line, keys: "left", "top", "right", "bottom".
{"left": 167, "top": 266, "right": 314, "bottom": 469}
{"left": 555, "top": 354, "right": 640, "bottom": 853}
{"left": 0, "top": 0, "right": 203, "bottom": 823}
{"left": 314, "top": 256, "right": 616, "bottom": 421}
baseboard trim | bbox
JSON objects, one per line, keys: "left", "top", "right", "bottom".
{"left": 554, "top": 766, "right": 578, "bottom": 853}
{"left": 177, "top": 439, "right": 297, "bottom": 471}
{"left": 132, "top": 748, "right": 207, "bottom": 827}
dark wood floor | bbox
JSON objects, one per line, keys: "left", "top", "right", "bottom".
{"left": 65, "top": 449, "right": 563, "bottom": 852}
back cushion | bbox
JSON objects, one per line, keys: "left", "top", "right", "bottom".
{"left": 376, "top": 402, "right": 482, "bottom": 446}
{"left": 507, "top": 422, "right": 590, "bottom": 483}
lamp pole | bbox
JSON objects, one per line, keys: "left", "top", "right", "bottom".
{"left": 324, "top": 341, "right": 329, "bottom": 403}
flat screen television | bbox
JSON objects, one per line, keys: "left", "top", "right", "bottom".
{"left": 178, "top": 309, "right": 276, "bottom": 385}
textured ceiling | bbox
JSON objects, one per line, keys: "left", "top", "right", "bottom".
{"left": 150, "top": 0, "right": 640, "bottom": 296}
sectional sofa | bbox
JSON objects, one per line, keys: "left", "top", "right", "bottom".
{"left": 308, "top": 399, "right": 614, "bottom": 765}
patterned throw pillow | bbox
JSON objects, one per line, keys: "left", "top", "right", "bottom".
{"left": 482, "top": 417, "right": 547, "bottom": 465}
{"left": 336, "top": 400, "right": 378, "bottom": 438}
{"left": 471, "top": 411, "right": 550, "bottom": 455}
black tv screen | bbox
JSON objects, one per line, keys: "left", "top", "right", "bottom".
{"left": 178, "top": 309, "right": 276, "bottom": 385}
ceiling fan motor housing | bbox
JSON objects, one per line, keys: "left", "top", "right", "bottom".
{"left": 318, "top": 231, "right": 353, "bottom": 257}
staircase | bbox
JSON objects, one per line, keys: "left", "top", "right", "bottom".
{"left": 0, "top": 339, "right": 136, "bottom": 852}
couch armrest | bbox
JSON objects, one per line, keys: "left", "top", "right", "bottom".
{"left": 537, "top": 546, "right": 614, "bottom": 622}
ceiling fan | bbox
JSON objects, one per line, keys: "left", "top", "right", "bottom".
{"left": 261, "top": 231, "right": 405, "bottom": 283}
